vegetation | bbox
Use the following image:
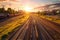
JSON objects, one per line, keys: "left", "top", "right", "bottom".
{"left": 37, "top": 9, "right": 60, "bottom": 15}
{"left": 1, "top": 34, "right": 8, "bottom": 40}
{"left": 0, "top": 7, "right": 20, "bottom": 18}
{"left": 37, "top": 9, "right": 60, "bottom": 24}
{"left": 0, "top": 14, "right": 29, "bottom": 40}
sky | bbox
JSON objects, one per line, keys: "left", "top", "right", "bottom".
{"left": 0, "top": 0, "right": 60, "bottom": 10}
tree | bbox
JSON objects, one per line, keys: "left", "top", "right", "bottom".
{"left": 0, "top": 8, "right": 5, "bottom": 13}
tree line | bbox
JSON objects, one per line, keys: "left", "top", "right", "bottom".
{"left": 37, "top": 9, "right": 60, "bottom": 15}
{"left": 0, "top": 8, "right": 19, "bottom": 17}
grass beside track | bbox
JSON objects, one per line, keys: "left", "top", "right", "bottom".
{"left": 0, "top": 14, "right": 29, "bottom": 40}
{"left": 39, "top": 15, "right": 60, "bottom": 24}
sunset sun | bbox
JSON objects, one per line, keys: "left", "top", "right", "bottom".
{"left": 23, "top": 6, "right": 32, "bottom": 12}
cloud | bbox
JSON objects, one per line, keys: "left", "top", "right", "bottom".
{"left": 0, "top": 0, "right": 17, "bottom": 1}
{"left": 0, "top": 0, "right": 6, "bottom": 1}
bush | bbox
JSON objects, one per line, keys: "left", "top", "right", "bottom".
{"left": 1, "top": 34, "right": 8, "bottom": 40}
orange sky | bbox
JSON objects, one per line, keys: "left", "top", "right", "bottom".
{"left": 0, "top": 0, "right": 60, "bottom": 11}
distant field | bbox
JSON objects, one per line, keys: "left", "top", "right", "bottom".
{"left": 40, "top": 15, "right": 60, "bottom": 24}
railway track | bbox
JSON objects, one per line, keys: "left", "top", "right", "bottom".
{"left": 7, "top": 14, "right": 60, "bottom": 40}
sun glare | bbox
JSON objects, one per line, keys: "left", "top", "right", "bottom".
{"left": 23, "top": 6, "right": 32, "bottom": 12}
